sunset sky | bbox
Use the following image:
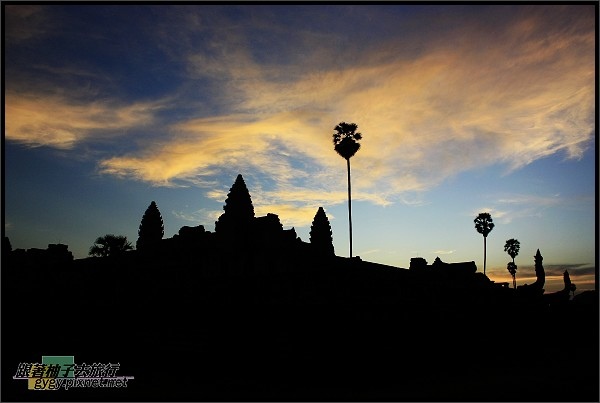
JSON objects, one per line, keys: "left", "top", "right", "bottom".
{"left": 4, "top": 4, "right": 596, "bottom": 293}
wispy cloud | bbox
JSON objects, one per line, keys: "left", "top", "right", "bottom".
{"left": 5, "top": 92, "right": 166, "bottom": 149}
{"left": 543, "top": 264, "right": 596, "bottom": 277}
{"left": 97, "top": 7, "right": 593, "bottom": 228}
{"left": 4, "top": 5, "right": 52, "bottom": 43}
{"left": 433, "top": 250, "right": 456, "bottom": 255}
{"left": 171, "top": 208, "right": 221, "bottom": 226}
{"left": 6, "top": 6, "right": 593, "bottom": 230}
{"left": 477, "top": 192, "right": 593, "bottom": 224}
{"left": 496, "top": 194, "right": 563, "bottom": 207}
{"left": 487, "top": 263, "right": 595, "bottom": 293}
{"left": 471, "top": 207, "right": 510, "bottom": 223}
{"left": 358, "top": 249, "right": 382, "bottom": 257}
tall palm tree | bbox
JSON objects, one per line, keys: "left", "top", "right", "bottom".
{"left": 474, "top": 212, "right": 495, "bottom": 275}
{"left": 333, "top": 122, "right": 362, "bottom": 258}
{"left": 504, "top": 238, "right": 520, "bottom": 288}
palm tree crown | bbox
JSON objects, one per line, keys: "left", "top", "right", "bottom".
{"left": 504, "top": 238, "right": 520, "bottom": 262}
{"left": 333, "top": 122, "right": 362, "bottom": 160}
{"left": 474, "top": 212, "right": 495, "bottom": 237}
{"left": 90, "top": 234, "right": 133, "bottom": 257}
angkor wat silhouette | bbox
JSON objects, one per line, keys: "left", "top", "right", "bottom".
{"left": 2, "top": 174, "right": 598, "bottom": 402}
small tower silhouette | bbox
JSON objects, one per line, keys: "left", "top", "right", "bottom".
{"left": 309, "top": 207, "right": 335, "bottom": 256}
{"left": 215, "top": 174, "right": 255, "bottom": 236}
{"left": 137, "top": 201, "right": 164, "bottom": 251}
{"left": 563, "top": 270, "right": 576, "bottom": 296}
{"left": 534, "top": 249, "right": 545, "bottom": 288}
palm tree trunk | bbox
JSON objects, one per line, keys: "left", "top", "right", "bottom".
{"left": 483, "top": 236, "right": 487, "bottom": 275}
{"left": 347, "top": 158, "right": 353, "bottom": 258}
{"left": 512, "top": 257, "right": 516, "bottom": 288}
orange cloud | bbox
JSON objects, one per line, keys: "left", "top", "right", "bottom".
{"left": 5, "top": 92, "right": 164, "bottom": 149}
{"left": 10, "top": 7, "right": 592, "bottom": 230}
{"left": 100, "top": 14, "right": 593, "bottom": 224}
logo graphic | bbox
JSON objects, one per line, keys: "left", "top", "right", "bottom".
{"left": 13, "top": 356, "right": 134, "bottom": 390}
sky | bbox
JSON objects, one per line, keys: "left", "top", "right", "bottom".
{"left": 3, "top": 4, "right": 597, "bottom": 293}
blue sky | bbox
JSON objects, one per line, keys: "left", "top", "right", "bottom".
{"left": 3, "top": 4, "right": 596, "bottom": 293}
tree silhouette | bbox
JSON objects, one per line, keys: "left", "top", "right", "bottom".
{"left": 474, "top": 212, "right": 495, "bottom": 275}
{"left": 215, "top": 174, "right": 255, "bottom": 235}
{"left": 137, "top": 201, "right": 164, "bottom": 251}
{"left": 504, "top": 238, "right": 520, "bottom": 263}
{"left": 504, "top": 239, "right": 520, "bottom": 288}
{"left": 89, "top": 234, "right": 133, "bottom": 257}
{"left": 310, "top": 207, "right": 335, "bottom": 256}
{"left": 506, "top": 261, "right": 517, "bottom": 289}
{"left": 333, "top": 122, "right": 362, "bottom": 258}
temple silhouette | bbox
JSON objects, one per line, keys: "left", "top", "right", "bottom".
{"left": 2, "top": 174, "right": 598, "bottom": 401}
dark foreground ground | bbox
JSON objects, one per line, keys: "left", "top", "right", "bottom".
{"left": 2, "top": 258, "right": 598, "bottom": 401}
{"left": 3, "top": 301, "right": 598, "bottom": 401}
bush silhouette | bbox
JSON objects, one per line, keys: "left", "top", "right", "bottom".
{"left": 89, "top": 234, "right": 133, "bottom": 257}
